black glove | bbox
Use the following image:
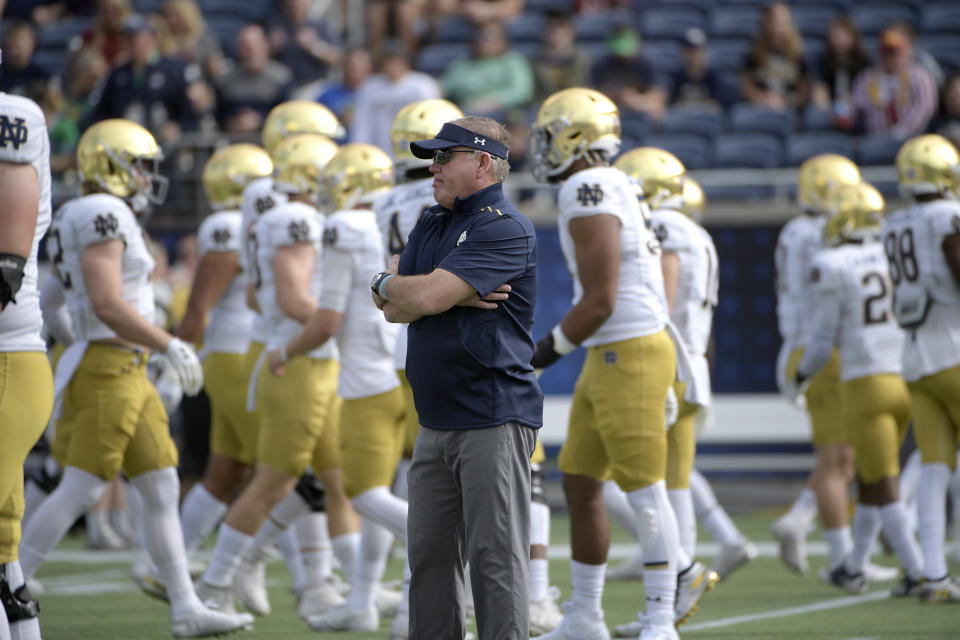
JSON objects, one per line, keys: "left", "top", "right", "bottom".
{"left": 531, "top": 332, "right": 563, "bottom": 370}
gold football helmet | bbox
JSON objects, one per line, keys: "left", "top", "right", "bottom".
{"left": 896, "top": 133, "right": 960, "bottom": 199}
{"left": 681, "top": 177, "right": 706, "bottom": 222}
{"left": 271, "top": 134, "right": 339, "bottom": 203}
{"left": 77, "top": 118, "right": 169, "bottom": 210}
{"left": 322, "top": 143, "right": 395, "bottom": 211}
{"left": 614, "top": 147, "right": 686, "bottom": 211}
{"left": 202, "top": 144, "right": 273, "bottom": 211}
{"left": 796, "top": 153, "right": 860, "bottom": 214}
{"left": 822, "top": 182, "right": 885, "bottom": 246}
{"left": 531, "top": 87, "right": 621, "bottom": 183}
{"left": 261, "top": 101, "right": 346, "bottom": 154}
{"left": 391, "top": 99, "right": 464, "bottom": 176}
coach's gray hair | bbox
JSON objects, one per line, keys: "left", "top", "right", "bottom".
{"left": 450, "top": 116, "right": 511, "bottom": 183}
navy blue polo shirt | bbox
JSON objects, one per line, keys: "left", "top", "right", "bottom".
{"left": 399, "top": 182, "right": 543, "bottom": 430}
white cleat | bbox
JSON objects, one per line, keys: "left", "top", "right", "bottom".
{"left": 675, "top": 562, "right": 719, "bottom": 626}
{"left": 233, "top": 553, "right": 270, "bottom": 616}
{"left": 605, "top": 553, "right": 646, "bottom": 581}
{"left": 298, "top": 577, "right": 347, "bottom": 618}
{"left": 820, "top": 565, "right": 867, "bottom": 594}
{"left": 863, "top": 562, "right": 900, "bottom": 583}
{"left": 530, "top": 586, "right": 564, "bottom": 636}
{"left": 612, "top": 618, "right": 643, "bottom": 638}
{"left": 712, "top": 541, "right": 757, "bottom": 580}
{"left": 306, "top": 603, "right": 379, "bottom": 632}
{"left": 376, "top": 583, "right": 403, "bottom": 618}
{"left": 389, "top": 609, "right": 408, "bottom": 640}
{"left": 920, "top": 576, "right": 960, "bottom": 602}
{"left": 638, "top": 612, "right": 679, "bottom": 640}
{"left": 770, "top": 516, "right": 808, "bottom": 575}
{"left": 171, "top": 606, "right": 254, "bottom": 638}
{"left": 537, "top": 601, "right": 610, "bottom": 640}
{"left": 195, "top": 579, "right": 238, "bottom": 615}
{"left": 135, "top": 570, "right": 169, "bottom": 603}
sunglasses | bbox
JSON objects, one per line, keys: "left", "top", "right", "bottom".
{"left": 432, "top": 149, "right": 479, "bottom": 165}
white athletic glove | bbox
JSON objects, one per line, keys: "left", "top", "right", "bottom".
{"left": 694, "top": 402, "right": 715, "bottom": 435}
{"left": 665, "top": 385, "right": 679, "bottom": 429}
{"left": 164, "top": 337, "right": 203, "bottom": 396}
{"left": 775, "top": 340, "right": 793, "bottom": 396}
{"left": 147, "top": 354, "right": 184, "bottom": 414}
{"left": 781, "top": 373, "right": 809, "bottom": 410}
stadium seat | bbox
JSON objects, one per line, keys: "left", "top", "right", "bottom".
{"left": 712, "top": 132, "right": 783, "bottom": 168}
{"left": 709, "top": 38, "right": 751, "bottom": 72}
{"left": 855, "top": 135, "right": 903, "bottom": 166}
{"left": 33, "top": 48, "right": 70, "bottom": 76}
{"left": 133, "top": 0, "right": 165, "bottom": 13}
{"left": 643, "top": 39, "right": 683, "bottom": 75}
{"left": 643, "top": 133, "right": 712, "bottom": 169}
{"left": 803, "top": 37, "right": 825, "bottom": 67}
{"left": 791, "top": 4, "right": 840, "bottom": 38}
{"left": 708, "top": 5, "right": 763, "bottom": 39}
{"left": 639, "top": 0, "right": 718, "bottom": 11}
{"left": 920, "top": 2, "right": 960, "bottom": 35}
{"left": 621, "top": 110, "right": 653, "bottom": 140}
{"left": 851, "top": 3, "right": 917, "bottom": 36}
{"left": 513, "top": 41, "right": 541, "bottom": 59}
{"left": 575, "top": 10, "right": 632, "bottom": 42}
{"left": 728, "top": 103, "right": 795, "bottom": 138}
{"left": 35, "top": 18, "right": 89, "bottom": 50}
{"left": 432, "top": 16, "right": 475, "bottom": 44}
{"left": 784, "top": 132, "right": 854, "bottom": 166}
{"left": 506, "top": 13, "right": 545, "bottom": 43}
{"left": 801, "top": 106, "right": 835, "bottom": 131}
{"left": 525, "top": 0, "right": 575, "bottom": 13}
{"left": 199, "top": 0, "right": 267, "bottom": 23}
{"left": 207, "top": 16, "right": 247, "bottom": 55}
{"left": 661, "top": 108, "right": 724, "bottom": 137}
{"left": 640, "top": 6, "right": 706, "bottom": 40}
{"left": 414, "top": 43, "right": 470, "bottom": 76}
{"left": 917, "top": 35, "right": 960, "bottom": 73}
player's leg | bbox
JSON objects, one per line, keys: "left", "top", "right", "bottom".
{"left": 689, "top": 469, "right": 757, "bottom": 579}
{"left": 529, "top": 445, "right": 562, "bottom": 637}
{"left": 392, "top": 370, "right": 420, "bottom": 502}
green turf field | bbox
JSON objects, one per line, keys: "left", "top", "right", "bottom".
{"left": 30, "top": 514, "right": 959, "bottom": 639}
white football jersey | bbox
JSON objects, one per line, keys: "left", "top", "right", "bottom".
{"left": 197, "top": 210, "right": 251, "bottom": 354}
{"left": 807, "top": 241, "right": 904, "bottom": 381}
{"left": 241, "top": 176, "right": 288, "bottom": 344}
{"left": 320, "top": 209, "right": 399, "bottom": 399}
{"left": 0, "top": 93, "right": 52, "bottom": 351}
{"left": 252, "top": 201, "right": 335, "bottom": 360}
{"left": 46, "top": 194, "right": 155, "bottom": 342}
{"left": 775, "top": 214, "right": 825, "bottom": 346}
{"left": 558, "top": 166, "right": 667, "bottom": 347}
{"left": 373, "top": 177, "right": 435, "bottom": 370}
{"left": 882, "top": 200, "right": 960, "bottom": 381}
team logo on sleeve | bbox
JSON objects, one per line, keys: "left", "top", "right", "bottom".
{"left": 212, "top": 228, "right": 232, "bottom": 247}
{"left": 322, "top": 227, "right": 338, "bottom": 247}
{"left": 94, "top": 213, "right": 120, "bottom": 237}
{"left": 810, "top": 267, "right": 820, "bottom": 283}
{"left": 288, "top": 220, "right": 310, "bottom": 242}
{"left": 0, "top": 115, "right": 28, "bottom": 150}
{"left": 255, "top": 196, "right": 275, "bottom": 214}
{"left": 654, "top": 223, "right": 668, "bottom": 243}
{"left": 576, "top": 183, "right": 604, "bottom": 206}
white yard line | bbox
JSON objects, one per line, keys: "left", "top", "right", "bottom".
{"left": 682, "top": 591, "right": 889, "bottom": 632}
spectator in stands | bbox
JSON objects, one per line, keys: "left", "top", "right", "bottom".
{"left": 461, "top": 0, "right": 525, "bottom": 26}
{"left": 850, "top": 26, "right": 937, "bottom": 140}
{"left": 317, "top": 48, "right": 373, "bottom": 134}
{"left": 591, "top": 22, "right": 667, "bottom": 125}
{"left": 741, "top": 2, "right": 809, "bottom": 112}
{"left": 214, "top": 24, "right": 293, "bottom": 135}
{"left": 44, "top": 47, "right": 108, "bottom": 178}
{"left": 933, "top": 74, "right": 960, "bottom": 149}
{"left": 87, "top": 14, "right": 196, "bottom": 144}
{"left": 25, "top": 0, "right": 96, "bottom": 28}
{"left": 0, "top": 21, "right": 50, "bottom": 97}
{"left": 158, "top": 0, "right": 225, "bottom": 81}
{"left": 532, "top": 10, "right": 591, "bottom": 102}
{"left": 441, "top": 22, "right": 534, "bottom": 118}
{"left": 366, "top": 0, "right": 424, "bottom": 56}
{"left": 82, "top": 0, "right": 134, "bottom": 66}
{"left": 350, "top": 40, "right": 440, "bottom": 155}
{"left": 887, "top": 19, "right": 944, "bottom": 90}
{"left": 267, "top": 0, "right": 343, "bottom": 89}
{"left": 810, "top": 14, "right": 871, "bottom": 130}
{"left": 27, "top": 81, "right": 75, "bottom": 176}
{"left": 668, "top": 27, "right": 728, "bottom": 111}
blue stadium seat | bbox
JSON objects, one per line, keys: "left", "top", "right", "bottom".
{"left": 661, "top": 108, "right": 724, "bottom": 137}
{"left": 920, "top": 3, "right": 960, "bottom": 35}
{"left": 708, "top": 38, "right": 751, "bottom": 72}
{"left": 917, "top": 35, "right": 960, "bottom": 73}
{"left": 643, "top": 39, "right": 683, "bottom": 75}
{"left": 207, "top": 16, "right": 247, "bottom": 55}
{"left": 712, "top": 132, "right": 783, "bottom": 168}
{"left": 801, "top": 106, "right": 835, "bottom": 131}
{"left": 526, "top": 0, "right": 575, "bottom": 13}
{"left": 639, "top": 0, "right": 718, "bottom": 11}
{"left": 575, "top": 10, "right": 632, "bottom": 42}
{"left": 641, "top": 7, "right": 706, "bottom": 40}
{"left": 33, "top": 48, "right": 70, "bottom": 76}
{"left": 643, "top": 133, "right": 712, "bottom": 169}
{"left": 728, "top": 103, "right": 795, "bottom": 138}
{"left": 414, "top": 43, "right": 470, "bottom": 76}
{"left": 791, "top": 4, "right": 840, "bottom": 38}
{"left": 507, "top": 13, "right": 545, "bottom": 43}
{"left": 432, "top": 16, "right": 475, "bottom": 44}
{"left": 513, "top": 41, "right": 541, "bottom": 59}
{"left": 35, "top": 18, "right": 89, "bottom": 50}
{"left": 200, "top": 0, "right": 267, "bottom": 23}
{"left": 855, "top": 135, "right": 903, "bottom": 166}
{"left": 133, "top": 0, "right": 165, "bottom": 13}
{"left": 851, "top": 3, "right": 917, "bottom": 36}
{"left": 784, "top": 132, "right": 854, "bottom": 166}
{"left": 621, "top": 110, "right": 653, "bottom": 140}
{"left": 708, "top": 5, "right": 762, "bottom": 39}
{"left": 803, "top": 37, "right": 824, "bottom": 68}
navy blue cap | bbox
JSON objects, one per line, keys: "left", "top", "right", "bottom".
{"left": 410, "top": 123, "right": 509, "bottom": 160}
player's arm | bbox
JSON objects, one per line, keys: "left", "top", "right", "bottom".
{"left": 796, "top": 269, "right": 841, "bottom": 382}
{"left": 661, "top": 250, "right": 679, "bottom": 312}
{"left": 178, "top": 250, "right": 239, "bottom": 342}
{"left": 942, "top": 232, "right": 960, "bottom": 287}
{"left": 0, "top": 161, "right": 39, "bottom": 310}
{"left": 39, "top": 271, "right": 75, "bottom": 345}
{"left": 532, "top": 214, "right": 620, "bottom": 369}
{"left": 273, "top": 242, "right": 317, "bottom": 323}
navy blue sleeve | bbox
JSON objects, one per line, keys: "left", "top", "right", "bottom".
{"left": 438, "top": 215, "right": 531, "bottom": 297}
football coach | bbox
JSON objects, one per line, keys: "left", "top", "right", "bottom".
{"left": 371, "top": 116, "right": 543, "bottom": 639}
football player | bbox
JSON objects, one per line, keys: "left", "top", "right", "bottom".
{"left": 791, "top": 182, "right": 924, "bottom": 597}
{"left": 882, "top": 134, "right": 960, "bottom": 601}
{"left": 529, "top": 88, "right": 682, "bottom": 640}
{"left": 0, "top": 83, "right": 54, "bottom": 640}
{"left": 19, "top": 119, "right": 252, "bottom": 637}
{"left": 267, "top": 143, "right": 409, "bottom": 635}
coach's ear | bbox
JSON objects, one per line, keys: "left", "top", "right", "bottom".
{"left": 477, "top": 151, "right": 492, "bottom": 180}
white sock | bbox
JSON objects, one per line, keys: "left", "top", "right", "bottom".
{"left": 180, "top": 484, "right": 228, "bottom": 552}
{"left": 130, "top": 468, "right": 204, "bottom": 616}
{"left": 3, "top": 561, "right": 40, "bottom": 640}
{"left": 668, "top": 488, "right": 696, "bottom": 560}
{"left": 277, "top": 527, "right": 305, "bottom": 593}
{"left": 393, "top": 458, "right": 411, "bottom": 502}
{"left": 690, "top": 469, "right": 744, "bottom": 546}
{"left": 331, "top": 531, "right": 361, "bottom": 582}
{"left": 823, "top": 527, "right": 851, "bottom": 571}
{"left": 784, "top": 487, "right": 818, "bottom": 526}
{"left": 845, "top": 504, "right": 881, "bottom": 574}
{"left": 204, "top": 523, "right": 254, "bottom": 589}
{"left": 529, "top": 501, "right": 550, "bottom": 602}
{"left": 20, "top": 480, "right": 48, "bottom": 531}
{"left": 918, "top": 463, "right": 951, "bottom": 580}
{"left": 252, "top": 490, "right": 308, "bottom": 587}
{"left": 296, "top": 512, "right": 333, "bottom": 587}
{"left": 603, "top": 481, "right": 640, "bottom": 540}
{"left": 346, "top": 519, "right": 392, "bottom": 612}
{"left": 85, "top": 510, "right": 110, "bottom": 547}
{"left": 126, "top": 482, "right": 147, "bottom": 552}
{"left": 900, "top": 450, "right": 922, "bottom": 507}
{"left": 569, "top": 559, "right": 605, "bottom": 613}
{"left": 529, "top": 558, "right": 548, "bottom": 604}
{"left": 880, "top": 501, "right": 923, "bottom": 580}
{"left": 0, "top": 599, "right": 9, "bottom": 640}
{"left": 351, "top": 486, "right": 408, "bottom": 541}
{"left": 19, "top": 467, "right": 107, "bottom": 578}
{"left": 627, "top": 481, "right": 679, "bottom": 616}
